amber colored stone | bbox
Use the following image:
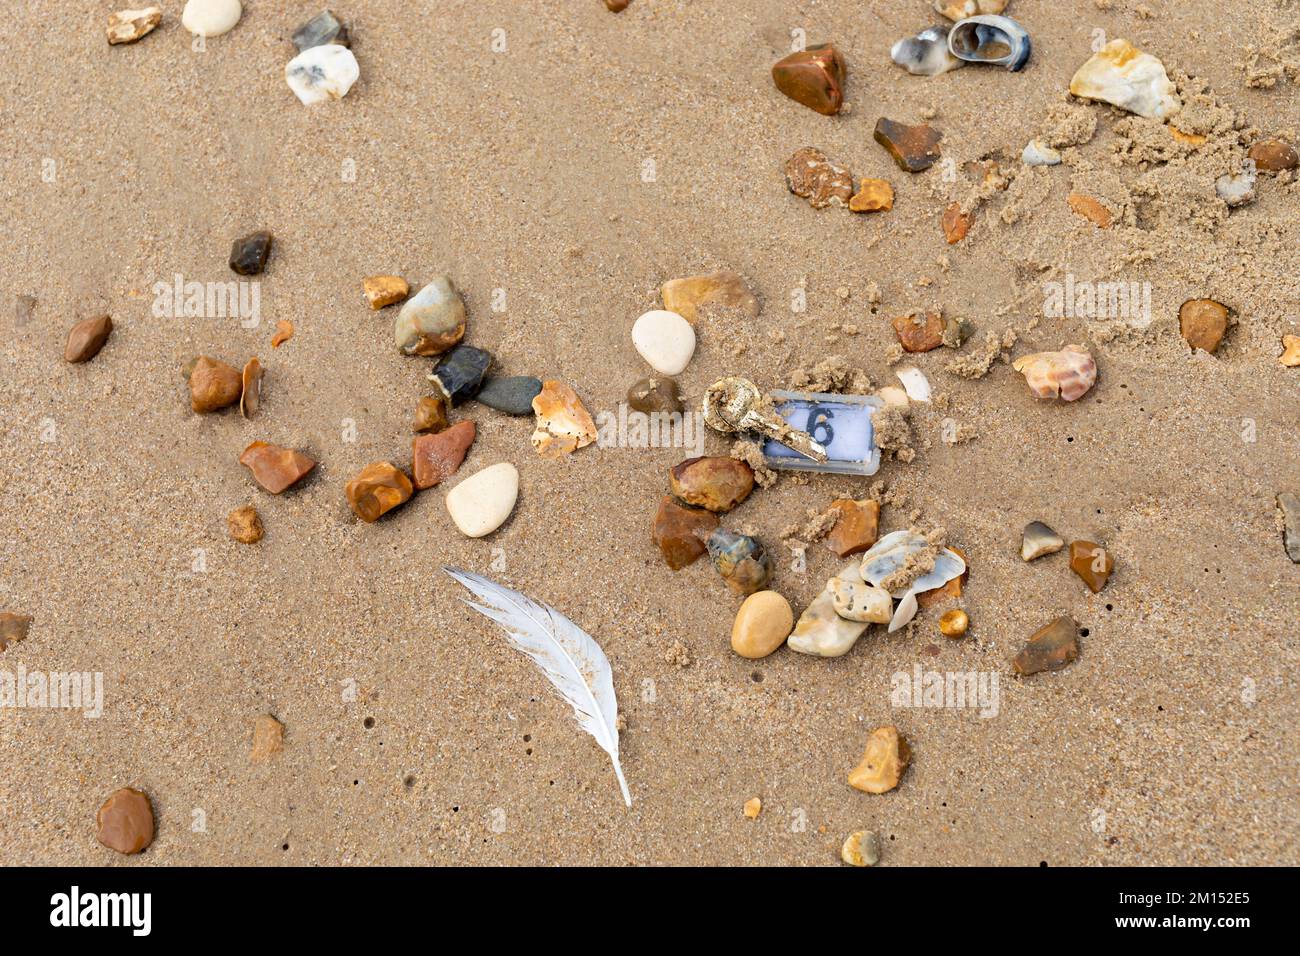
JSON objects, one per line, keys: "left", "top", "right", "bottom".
{"left": 771, "top": 43, "right": 846, "bottom": 116}
{"left": 240, "top": 357, "right": 263, "bottom": 419}
{"left": 891, "top": 311, "right": 944, "bottom": 353}
{"left": 661, "top": 271, "right": 758, "bottom": 325}
{"left": 531, "top": 380, "right": 597, "bottom": 458}
{"left": 849, "top": 178, "right": 894, "bottom": 212}
{"left": 1169, "top": 126, "right": 1207, "bottom": 146}
{"left": 627, "top": 376, "right": 683, "bottom": 414}
{"left": 239, "top": 441, "right": 317, "bottom": 494}
{"left": 669, "top": 457, "right": 755, "bottom": 513}
{"left": 413, "top": 395, "right": 450, "bottom": 433}
{"left": 847, "top": 726, "right": 911, "bottom": 794}
{"left": 1281, "top": 335, "right": 1300, "bottom": 368}
{"left": 1067, "top": 194, "right": 1112, "bottom": 228}
{"left": 362, "top": 275, "right": 410, "bottom": 310}
{"left": 1069, "top": 540, "right": 1114, "bottom": 593}
{"left": 189, "top": 356, "right": 243, "bottom": 413}
{"left": 230, "top": 230, "right": 273, "bottom": 276}
{"left": 0, "top": 612, "right": 32, "bottom": 652}
{"left": 605, "top": 0, "right": 630, "bottom": 10}
{"left": 824, "top": 499, "right": 880, "bottom": 556}
{"left": 227, "top": 505, "right": 264, "bottom": 543}
{"left": 346, "top": 462, "right": 414, "bottom": 522}
{"left": 942, "top": 203, "right": 972, "bottom": 243}
{"left": 96, "top": 788, "right": 154, "bottom": 855}
{"left": 1248, "top": 138, "right": 1298, "bottom": 172}
{"left": 413, "top": 421, "right": 476, "bottom": 490}
{"left": 1013, "top": 617, "right": 1080, "bottom": 675}
{"left": 917, "top": 545, "right": 968, "bottom": 608}
{"left": 64, "top": 314, "right": 113, "bottom": 363}
{"left": 251, "top": 715, "right": 285, "bottom": 762}
{"left": 939, "top": 609, "right": 969, "bottom": 638}
{"left": 1179, "top": 299, "right": 1229, "bottom": 353}
{"left": 874, "top": 118, "right": 942, "bottom": 172}
{"left": 652, "top": 496, "right": 719, "bottom": 570}
{"left": 784, "top": 146, "right": 854, "bottom": 209}
{"left": 271, "top": 319, "right": 294, "bottom": 348}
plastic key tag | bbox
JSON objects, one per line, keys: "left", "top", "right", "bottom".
{"left": 761, "top": 390, "right": 883, "bottom": 476}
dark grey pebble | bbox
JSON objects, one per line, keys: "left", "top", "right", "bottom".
{"left": 229, "top": 231, "right": 273, "bottom": 276}
{"left": 429, "top": 345, "right": 492, "bottom": 406}
{"left": 475, "top": 376, "right": 542, "bottom": 415}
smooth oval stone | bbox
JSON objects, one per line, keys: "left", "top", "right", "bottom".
{"left": 632, "top": 310, "right": 695, "bottom": 375}
{"left": 395, "top": 276, "right": 466, "bottom": 355}
{"left": 64, "top": 314, "right": 112, "bottom": 363}
{"left": 229, "top": 230, "right": 272, "bottom": 276}
{"left": 476, "top": 376, "right": 542, "bottom": 415}
{"left": 669, "top": 456, "right": 755, "bottom": 513}
{"left": 445, "top": 463, "right": 519, "bottom": 538}
{"left": 1248, "top": 138, "right": 1299, "bottom": 172}
{"left": 429, "top": 344, "right": 492, "bottom": 405}
{"left": 182, "top": 0, "right": 241, "bottom": 37}
{"left": 96, "top": 788, "right": 155, "bottom": 855}
{"left": 771, "top": 43, "right": 846, "bottom": 116}
{"left": 628, "top": 376, "right": 682, "bottom": 414}
{"left": 707, "top": 529, "right": 772, "bottom": 596}
{"left": 1179, "top": 299, "right": 1230, "bottom": 353}
{"left": 292, "top": 9, "right": 349, "bottom": 52}
{"left": 730, "top": 590, "right": 794, "bottom": 659}
{"left": 286, "top": 44, "right": 360, "bottom": 105}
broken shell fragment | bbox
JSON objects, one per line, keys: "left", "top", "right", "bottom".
{"left": 828, "top": 573, "right": 893, "bottom": 624}
{"left": 1013, "top": 617, "right": 1079, "bottom": 675}
{"left": 948, "top": 15, "right": 1032, "bottom": 72}
{"left": 395, "top": 276, "right": 466, "bottom": 356}
{"left": 1022, "top": 139, "right": 1062, "bottom": 166}
{"left": 1279, "top": 493, "right": 1300, "bottom": 563}
{"left": 239, "top": 357, "right": 263, "bottom": 419}
{"left": 531, "top": 380, "right": 597, "bottom": 458}
{"left": 107, "top": 7, "right": 162, "bottom": 45}
{"left": 286, "top": 44, "right": 360, "bottom": 105}
{"left": 847, "top": 726, "right": 911, "bottom": 794}
{"left": 935, "top": 0, "right": 1007, "bottom": 20}
{"left": 784, "top": 146, "right": 854, "bottom": 209}
{"left": 788, "top": 574, "right": 870, "bottom": 658}
{"left": 239, "top": 442, "right": 316, "bottom": 494}
{"left": 428, "top": 345, "right": 492, "bottom": 405}
{"left": 858, "top": 530, "right": 967, "bottom": 632}
{"left": 652, "top": 496, "right": 719, "bottom": 570}
{"left": 895, "top": 367, "right": 931, "bottom": 403}
{"left": 1021, "top": 521, "right": 1064, "bottom": 561}
{"left": 1216, "top": 168, "right": 1257, "bottom": 208}
{"left": 770, "top": 43, "right": 846, "bottom": 115}
{"left": 346, "top": 462, "right": 414, "bottom": 522}
{"left": 874, "top": 118, "right": 943, "bottom": 173}
{"left": 891, "top": 25, "right": 964, "bottom": 77}
{"left": 707, "top": 529, "right": 773, "bottom": 596}
{"left": 1069, "top": 540, "right": 1114, "bottom": 593}
{"left": 1069, "top": 39, "right": 1181, "bottom": 120}
{"left": 1012, "top": 345, "right": 1096, "bottom": 401}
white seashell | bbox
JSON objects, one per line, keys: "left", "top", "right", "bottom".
{"left": 948, "top": 16, "right": 1032, "bottom": 72}
{"left": 1216, "top": 166, "right": 1257, "bottom": 207}
{"left": 859, "top": 530, "right": 966, "bottom": 599}
{"left": 182, "top": 0, "right": 241, "bottom": 38}
{"left": 787, "top": 578, "right": 870, "bottom": 658}
{"left": 888, "top": 591, "right": 920, "bottom": 633}
{"left": 891, "top": 26, "right": 965, "bottom": 76}
{"left": 1012, "top": 344, "right": 1097, "bottom": 401}
{"left": 1069, "top": 39, "right": 1181, "bottom": 120}
{"left": 895, "top": 367, "right": 931, "bottom": 402}
{"left": 286, "top": 44, "right": 360, "bottom": 105}
{"left": 1022, "top": 139, "right": 1062, "bottom": 166}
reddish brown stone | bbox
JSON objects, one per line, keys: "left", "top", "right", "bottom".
{"left": 227, "top": 505, "right": 264, "bottom": 544}
{"left": 670, "top": 457, "right": 755, "bottom": 513}
{"left": 942, "top": 203, "right": 972, "bottom": 244}
{"left": 346, "top": 462, "right": 414, "bottom": 522}
{"left": 1248, "top": 138, "right": 1298, "bottom": 172}
{"left": 189, "top": 356, "right": 242, "bottom": 413}
{"left": 1068, "top": 194, "right": 1112, "bottom": 228}
{"left": 96, "top": 788, "right": 154, "bottom": 855}
{"left": 891, "top": 311, "right": 944, "bottom": 353}
{"left": 413, "top": 421, "right": 476, "bottom": 490}
{"left": 824, "top": 499, "right": 880, "bottom": 557}
{"left": 240, "top": 358, "right": 263, "bottom": 419}
{"left": 1179, "top": 299, "right": 1229, "bottom": 353}
{"left": 239, "top": 441, "right": 317, "bottom": 494}
{"left": 874, "top": 118, "right": 942, "bottom": 173}
{"left": 1013, "top": 617, "right": 1080, "bottom": 676}
{"left": 605, "top": 0, "right": 630, "bottom": 10}
{"left": 653, "top": 496, "right": 719, "bottom": 570}
{"left": 64, "top": 314, "right": 112, "bottom": 363}
{"left": 784, "top": 147, "right": 854, "bottom": 209}
{"left": 1069, "top": 540, "right": 1114, "bottom": 593}
{"left": 0, "top": 612, "right": 32, "bottom": 652}
{"left": 771, "top": 43, "right": 846, "bottom": 116}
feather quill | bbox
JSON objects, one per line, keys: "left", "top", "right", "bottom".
{"left": 444, "top": 567, "right": 632, "bottom": 808}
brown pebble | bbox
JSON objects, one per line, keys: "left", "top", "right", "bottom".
{"left": 239, "top": 441, "right": 317, "bottom": 494}
{"left": 939, "top": 608, "right": 969, "bottom": 638}
{"left": 1281, "top": 335, "right": 1300, "bottom": 368}
{"left": 106, "top": 7, "right": 162, "bottom": 45}
{"left": 95, "top": 788, "right": 154, "bottom": 855}
{"left": 251, "top": 714, "right": 285, "bottom": 763}
{"left": 891, "top": 311, "right": 945, "bottom": 352}
{"left": 824, "top": 498, "right": 880, "bottom": 556}
{"left": 604, "top": 0, "right": 630, "bottom": 10}
{"left": 847, "top": 726, "right": 911, "bottom": 794}
{"left": 413, "top": 395, "right": 450, "bottom": 433}
{"left": 1248, "top": 138, "right": 1298, "bottom": 172}
{"left": 413, "top": 420, "right": 476, "bottom": 490}
{"left": 941, "top": 203, "right": 972, "bottom": 244}
{"left": 730, "top": 590, "right": 794, "bottom": 659}
{"left": 362, "top": 275, "right": 410, "bottom": 310}
{"left": 1179, "top": 298, "right": 1230, "bottom": 353}
{"left": 652, "top": 496, "right": 719, "bottom": 570}
{"left": 771, "top": 43, "right": 846, "bottom": 116}
{"left": 669, "top": 456, "right": 755, "bottom": 513}
{"left": 0, "top": 612, "right": 33, "bottom": 652}
{"left": 271, "top": 319, "right": 294, "bottom": 348}
{"left": 64, "top": 314, "right": 113, "bottom": 363}
{"left": 627, "top": 376, "right": 683, "bottom": 414}
{"left": 784, "top": 146, "right": 854, "bottom": 209}
{"left": 230, "top": 230, "right": 273, "bottom": 276}
{"left": 874, "top": 118, "right": 942, "bottom": 173}
{"left": 189, "top": 356, "right": 243, "bottom": 413}
{"left": 240, "top": 357, "right": 263, "bottom": 419}
{"left": 227, "top": 505, "right": 264, "bottom": 544}
{"left": 1013, "top": 616, "right": 1080, "bottom": 676}
{"left": 346, "top": 462, "right": 414, "bottom": 522}
{"left": 1067, "top": 194, "right": 1113, "bottom": 228}
{"left": 849, "top": 178, "right": 894, "bottom": 213}
{"left": 1069, "top": 540, "right": 1114, "bottom": 593}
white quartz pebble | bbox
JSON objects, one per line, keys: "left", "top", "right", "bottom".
{"left": 445, "top": 463, "right": 519, "bottom": 538}
{"left": 1022, "top": 139, "right": 1062, "bottom": 166}
{"left": 182, "top": 0, "right": 241, "bottom": 37}
{"left": 286, "top": 44, "right": 360, "bottom": 105}
{"left": 632, "top": 310, "right": 695, "bottom": 375}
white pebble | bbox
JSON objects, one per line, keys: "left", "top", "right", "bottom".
{"left": 445, "top": 463, "right": 519, "bottom": 538}
{"left": 632, "top": 310, "right": 695, "bottom": 375}
{"left": 286, "top": 44, "right": 360, "bottom": 105}
{"left": 182, "top": 0, "right": 241, "bottom": 37}
{"left": 895, "top": 367, "right": 931, "bottom": 402}
{"left": 1022, "top": 139, "right": 1062, "bottom": 166}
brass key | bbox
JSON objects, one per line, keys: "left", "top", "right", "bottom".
{"left": 702, "top": 376, "right": 828, "bottom": 462}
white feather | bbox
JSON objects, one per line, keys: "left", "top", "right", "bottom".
{"left": 444, "top": 567, "right": 631, "bottom": 808}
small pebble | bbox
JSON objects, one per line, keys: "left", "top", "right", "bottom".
{"left": 661, "top": 271, "right": 758, "bottom": 324}
{"left": 1248, "top": 138, "right": 1299, "bottom": 172}
{"left": 670, "top": 457, "right": 755, "bottom": 513}
{"left": 240, "top": 357, "right": 263, "bottom": 418}
{"left": 0, "top": 612, "right": 32, "bottom": 652}
{"left": 652, "top": 495, "right": 718, "bottom": 569}
{"left": 849, "top": 178, "right": 894, "bottom": 212}
{"left": 1179, "top": 298, "right": 1230, "bottom": 353}
{"left": 784, "top": 146, "right": 854, "bottom": 208}
{"left": 1069, "top": 540, "right": 1114, "bottom": 592}
{"left": 1216, "top": 169, "right": 1257, "bottom": 208}
{"left": 286, "top": 44, "right": 360, "bottom": 105}
{"left": 1021, "top": 521, "right": 1064, "bottom": 561}
{"left": 874, "top": 118, "right": 942, "bottom": 173}
{"left": 942, "top": 316, "right": 975, "bottom": 348}
{"left": 1067, "top": 193, "right": 1112, "bottom": 228}
{"left": 1013, "top": 616, "right": 1079, "bottom": 675}
{"left": 182, "top": 0, "right": 241, "bottom": 38}
{"left": 413, "top": 421, "right": 476, "bottom": 490}
{"left": 429, "top": 344, "right": 492, "bottom": 405}
{"left": 445, "top": 462, "right": 520, "bottom": 538}
{"left": 292, "top": 9, "right": 349, "bottom": 52}
{"left": 632, "top": 309, "right": 696, "bottom": 375}
{"left": 707, "top": 529, "right": 772, "bottom": 596}
{"left": 935, "top": 0, "right": 1006, "bottom": 19}
{"left": 939, "top": 608, "right": 969, "bottom": 637}
{"left": 1022, "top": 139, "right": 1062, "bottom": 165}
{"left": 189, "top": 356, "right": 242, "bottom": 413}
{"left": 271, "top": 319, "right": 294, "bottom": 348}
{"left": 848, "top": 726, "right": 911, "bottom": 794}
{"left": 605, "top": 0, "right": 631, "bottom": 10}
{"left": 1279, "top": 493, "right": 1300, "bottom": 563}
{"left": 413, "top": 395, "right": 450, "bottom": 433}
{"left": 239, "top": 441, "right": 317, "bottom": 494}
{"left": 942, "top": 203, "right": 972, "bottom": 244}
{"left": 95, "top": 788, "right": 154, "bottom": 855}
{"left": 743, "top": 797, "right": 763, "bottom": 819}
{"left": 840, "top": 829, "right": 881, "bottom": 867}
{"left": 730, "top": 590, "right": 794, "bottom": 659}
{"left": 1012, "top": 345, "right": 1096, "bottom": 401}
{"left": 227, "top": 505, "right": 264, "bottom": 544}
{"left": 64, "top": 314, "right": 112, "bottom": 363}
{"left": 828, "top": 574, "right": 892, "bottom": 623}
{"left": 531, "top": 380, "right": 597, "bottom": 457}
{"left": 363, "top": 275, "right": 410, "bottom": 310}
{"left": 824, "top": 498, "right": 880, "bottom": 557}
{"left": 628, "top": 376, "right": 683, "bottom": 414}
{"left": 346, "top": 462, "right": 414, "bottom": 522}
{"left": 476, "top": 376, "right": 542, "bottom": 416}
{"left": 771, "top": 43, "right": 846, "bottom": 115}
{"left": 229, "top": 230, "right": 272, "bottom": 276}
{"left": 788, "top": 570, "right": 870, "bottom": 656}
{"left": 395, "top": 276, "right": 466, "bottom": 356}
{"left": 891, "top": 311, "right": 945, "bottom": 352}
{"left": 251, "top": 714, "right": 285, "bottom": 762}
{"left": 107, "top": 7, "right": 162, "bottom": 45}
{"left": 1280, "top": 335, "right": 1300, "bottom": 367}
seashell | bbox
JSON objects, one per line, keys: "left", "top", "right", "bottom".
{"left": 895, "top": 367, "right": 931, "bottom": 402}
{"left": 934, "top": 0, "right": 1007, "bottom": 21}
{"left": 1216, "top": 167, "right": 1256, "bottom": 208}
{"left": 1022, "top": 139, "right": 1062, "bottom": 166}
{"left": 1069, "top": 39, "right": 1181, "bottom": 120}
{"left": 857, "top": 530, "right": 967, "bottom": 632}
{"left": 891, "top": 26, "right": 965, "bottom": 77}
{"left": 948, "top": 15, "right": 1031, "bottom": 72}
{"left": 706, "top": 529, "right": 773, "bottom": 596}
{"left": 1012, "top": 345, "right": 1096, "bottom": 401}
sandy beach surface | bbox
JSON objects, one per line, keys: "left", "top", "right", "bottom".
{"left": 1, "top": 0, "right": 1297, "bottom": 865}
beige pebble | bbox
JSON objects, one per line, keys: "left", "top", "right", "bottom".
{"left": 743, "top": 797, "right": 762, "bottom": 819}
{"left": 848, "top": 725, "right": 911, "bottom": 794}
{"left": 251, "top": 714, "right": 284, "bottom": 762}
{"left": 730, "top": 591, "right": 793, "bottom": 659}
{"left": 840, "top": 829, "right": 881, "bottom": 866}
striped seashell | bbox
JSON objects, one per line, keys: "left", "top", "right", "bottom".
{"left": 1012, "top": 345, "right": 1097, "bottom": 401}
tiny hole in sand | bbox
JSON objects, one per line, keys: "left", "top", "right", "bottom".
{"left": 751, "top": 671, "right": 764, "bottom": 683}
